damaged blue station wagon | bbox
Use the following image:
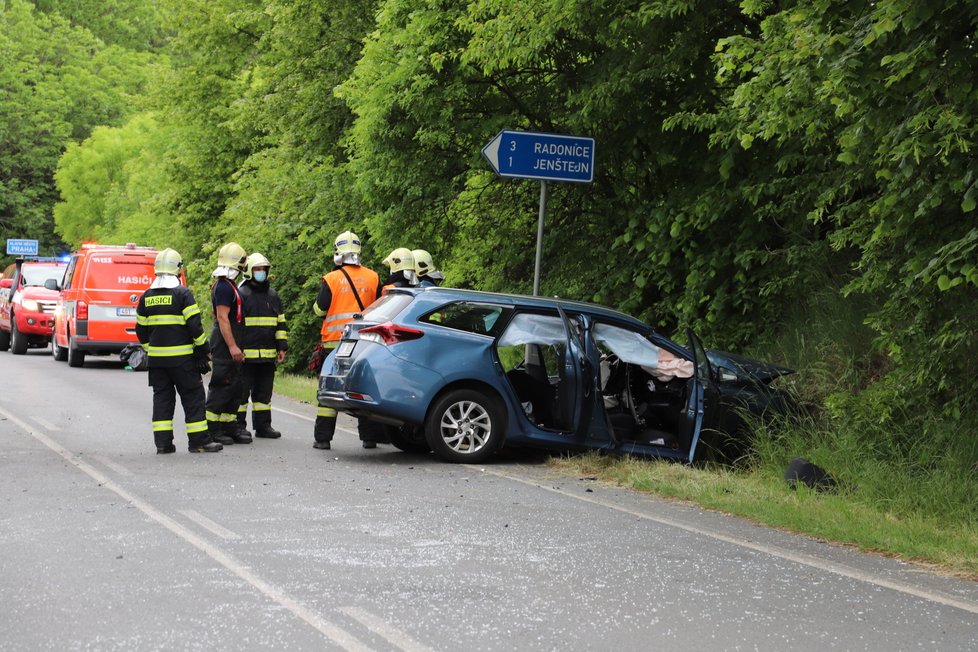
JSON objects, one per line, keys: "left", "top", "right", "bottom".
{"left": 318, "top": 288, "right": 793, "bottom": 464}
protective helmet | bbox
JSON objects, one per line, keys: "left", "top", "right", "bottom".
{"left": 334, "top": 231, "right": 362, "bottom": 256}
{"left": 333, "top": 230, "right": 362, "bottom": 266}
{"left": 244, "top": 252, "right": 270, "bottom": 280}
{"left": 383, "top": 248, "right": 415, "bottom": 274}
{"left": 217, "top": 242, "right": 247, "bottom": 270}
{"left": 412, "top": 249, "right": 434, "bottom": 277}
{"left": 154, "top": 248, "right": 183, "bottom": 275}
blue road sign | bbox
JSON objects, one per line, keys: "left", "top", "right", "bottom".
{"left": 6, "top": 239, "right": 39, "bottom": 256}
{"left": 482, "top": 130, "right": 595, "bottom": 183}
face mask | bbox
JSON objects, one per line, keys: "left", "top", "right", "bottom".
{"left": 253, "top": 270, "right": 268, "bottom": 283}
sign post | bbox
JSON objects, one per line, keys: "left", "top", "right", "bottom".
{"left": 482, "top": 130, "right": 595, "bottom": 295}
{"left": 6, "top": 239, "right": 39, "bottom": 256}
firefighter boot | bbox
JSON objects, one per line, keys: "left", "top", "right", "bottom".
{"left": 189, "top": 442, "right": 224, "bottom": 453}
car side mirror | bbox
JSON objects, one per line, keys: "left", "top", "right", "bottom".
{"left": 717, "top": 366, "right": 739, "bottom": 383}
{"left": 0, "top": 278, "right": 12, "bottom": 289}
{"left": 44, "top": 278, "right": 60, "bottom": 291}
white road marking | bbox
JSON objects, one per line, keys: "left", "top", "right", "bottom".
{"left": 179, "top": 509, "right": 241, "bottom": 541}
{"left": 271, "top": 405, "right": 358, "bottom": 436}
{"left": 31, "top": 416, "right": 60, "bottom": 431}
{"left": 0, "top": 405, "right": 374, "bottom": 651}
{"left": 271, "top": 405, "right": 315, "bottom": 422}
{"left": 475, "top": 466, "right": 978, "bottom": 617}
{"left": 91, "top": 454, "right": 133, "bottom": 476}
{"left": 340, "top": 607, "right": 435, "bottom": 652}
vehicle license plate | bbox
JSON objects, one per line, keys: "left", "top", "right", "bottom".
{"left": 117, "top": 307, "right": 136, "bottom": 317}
{"left": 336, "top": 341, "right": 356, "bottom": 358}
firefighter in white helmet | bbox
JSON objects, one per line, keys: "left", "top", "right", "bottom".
{"left": 411, "top": 249, "right": 445, "bottom": 287}
{"left": 381, "top": 247, "right": 417, "bottom": 290}
{"left": 204, "top": 242, "right": 252, "bottom": 445}
{"left": 312, "top": 231, "right": 384, "bottom": 450}
{"left": 136, "top": 248, "right": 222, "bottom": 453}
{"left": 235, "top": 252, "right": 288, "bottom": 439}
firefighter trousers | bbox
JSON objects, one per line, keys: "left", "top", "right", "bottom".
{"left": 149, "top": 359, "right": 211, "bottom": 448}
{"left": 205, "top": 346, "right": 243, "bottom": 435}
{"left": 237, "top": 362, "right": 275, "bottom": 431}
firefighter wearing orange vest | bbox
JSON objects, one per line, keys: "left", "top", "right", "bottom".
{"left": 312, "top": 230, "right": 383, "bottom": 449}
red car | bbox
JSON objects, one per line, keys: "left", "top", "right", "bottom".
{"left": 0, "top": 259, "right": 67, "bottom": 355}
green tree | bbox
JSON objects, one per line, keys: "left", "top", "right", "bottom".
{"left": 31, "top": 0, "right": 167, "bottom": 51}
{"left": 53, "top": 113, "right": 180, "bottom": 247}
{"left": 708, "top": 0, "right": 978, "bottom": 408}
{"left": 340, "top": 0, "right": 818, "bottom": 348}
{"left": 0, "top": 0, "right": 155, "bottom": 262}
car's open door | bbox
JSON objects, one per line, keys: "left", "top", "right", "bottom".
{"left": 678, "top": 329, "right": 719, "bottom": 462}
{"left": 553, "top": 305, "right": 590, "bottom": 433}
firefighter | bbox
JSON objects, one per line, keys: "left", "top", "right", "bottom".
{"left": 136, "top": 248, "right": 221, "bottom": 454}
{"left": 205, "top": 242, "right": 252, "bottom": 445}
{"left": 236, "top": 252, "right": 287, "bottom": 439}
{"left": 381, "top": 248, "right": 417, "bottom": 290}
{"left": 312, "top": 230, "right": 383, "bottom": 450}
{"left": 412, "top": 249, "right": 445, "bottom": 288}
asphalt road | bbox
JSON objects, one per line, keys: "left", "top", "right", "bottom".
{"left": 2, "top": 348, "right": 977, "bottom": 651}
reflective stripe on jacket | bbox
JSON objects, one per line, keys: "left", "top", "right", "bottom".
{"left": 135, "top": 285, "right": 207, "bottom": 367}
{"left": 319, "top": 266, "right": 380, "bottom": 343}
{"left": 238, "top": 281, "right": 287, "bottom": 362}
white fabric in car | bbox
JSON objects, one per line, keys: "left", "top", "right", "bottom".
{"left": 497, "top": 313, "right": 567, "bottom": 347}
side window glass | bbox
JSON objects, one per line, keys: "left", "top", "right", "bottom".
{"left": 63, "top": 257, "right": 78, "bottom": 289}
{"left": 420, "top": 302, "right": 509, "bottom": 336}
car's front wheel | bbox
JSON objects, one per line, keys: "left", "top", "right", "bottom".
{"left": 10, "top": 317, "right": 27, "bottom": 355}
{"left": 425, "top": 388, "right": 506, "bottom": 463}
{"left": 52, "top": 332, "right": 67, "bottom": 361}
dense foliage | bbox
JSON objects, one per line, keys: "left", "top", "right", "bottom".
{"left": 3, "top": 1, "right": 977, "bottom": 509}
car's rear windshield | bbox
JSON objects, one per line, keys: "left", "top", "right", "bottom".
{"left": 361, "top": 292, "right": 414, "bottom": 322}
{"left": 21, "top": 264, "right": 65, "bottom": 287}
{"left": 84, "top": 254, "right": 156, "bottom": 290}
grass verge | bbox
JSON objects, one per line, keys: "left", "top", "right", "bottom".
{"left": 274, "top": 371, "right": 318, "bottom": 405}
{"left": 547, "top": 452, "right": 978, "bottom": 579}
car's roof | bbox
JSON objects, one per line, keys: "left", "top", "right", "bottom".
{"left": 393, "top": 287, "right": 650, "bottom": 329}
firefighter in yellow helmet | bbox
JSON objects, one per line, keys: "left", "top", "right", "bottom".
{"left": 412, "top": 249, "right": 445, "bottom": 287}
{"left": 235, "top": 252, "right": 288, "bottom": 439}
{"left": 312, "top": 231, "right": 383, "bottom": 449}
{"left": 136, "top": 248, "right": 221, "bottom": 453}
{"left": 204, "top": 242, "right": 252, "bottom": 445}
{"left": 381, "top": 247, "right": 417, "bottom": 290}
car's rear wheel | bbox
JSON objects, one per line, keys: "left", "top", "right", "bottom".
{"left": 386, "top": 425, "right": 432, "bottom": 454}
{"left": 52, "top": 332, "right": 67, "bottom": 361}
{"left": 10, "top": 317, "right": 27, "bottom": 355}
{"left": 67, "top": 331, "right": 86, "bottom": 368}
{"left": 425, "top": 389, "right": 506, "bottom": 463}
{"left": 0, "top": 327, "right": 9, "bottom": 352}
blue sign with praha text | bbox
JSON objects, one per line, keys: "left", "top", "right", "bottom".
{"left": 6, "top": 239, "right": 39, "bottom": 256}
{"left": 482, "top": 130, "right": 595, "bottom": 183}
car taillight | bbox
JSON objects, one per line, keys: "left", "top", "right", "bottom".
{"left": 76, "top": 300, "right": 88, "bottom": 320}
{"left": 358, "top": 321, "right": 423, "bottom": 345}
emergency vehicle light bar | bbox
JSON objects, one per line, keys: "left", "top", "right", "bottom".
{"left": 80, "top": 243, "right": 156, "bottom": 251}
